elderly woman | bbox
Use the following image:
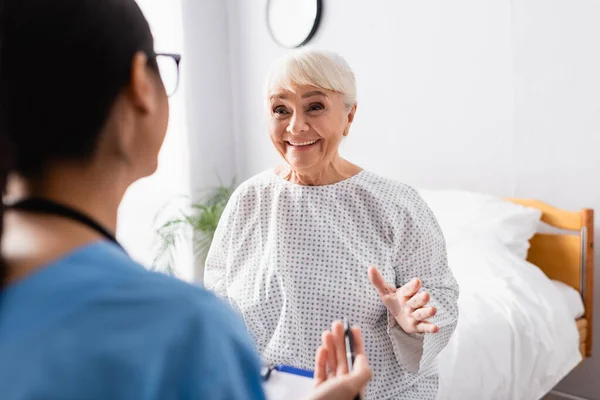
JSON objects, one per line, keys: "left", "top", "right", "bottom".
{"left": 205, "top": 49, "right": 459, "bottom": 400}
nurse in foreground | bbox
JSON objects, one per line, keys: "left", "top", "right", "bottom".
{"left": 0, "top": 1, "right": 370, "bottom": 399}
{"left": 205, "top": 49, "right": 460, "bottom": 399}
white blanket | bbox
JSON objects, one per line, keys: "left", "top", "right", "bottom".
{"left": 436, "top": 236, "right": 582, "bottom": 400}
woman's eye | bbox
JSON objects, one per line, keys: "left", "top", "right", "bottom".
{"left": 308, "top": 103, "right": 324, "bottom": 111}
{"left": 273, "top": 106, "right": 288, "bottom": 115}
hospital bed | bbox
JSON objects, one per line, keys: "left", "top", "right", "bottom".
{"left": 416, "top": 190, "right": 593, "bottom": 399}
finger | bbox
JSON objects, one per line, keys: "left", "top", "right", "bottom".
{"left": 308, "top": 355, "right": 372, "bottom": 400}
{"left": 415, "top": 321, "right": 440, "bottom": 334}
{"left": 406, "top": 291, "right": 430, "bottom": 310}
{"left": 314, "top": 346, "right": 329, "bottom": 385}
{"left": 345, "top": 354, "right": 373, "bottom": 393}
{"left": 412, "top": 306, "right": 437, "bottom": 321}
{"left": 398, "top": 278, "right": 422, "bottom": 298}
{"left": 315, "top": 354, "right": 372, "bottom": 399}
{"left": 350, "top": 326, "right": 365, "bottom": 356}
{"left": 322, "top": 330, "right": 337, "bottom": 376}
{"left": 331, "top": 321, "right": 348, "bottom": 375}
{"left": 368, "top": 266, "right": 395, "bottom": 296}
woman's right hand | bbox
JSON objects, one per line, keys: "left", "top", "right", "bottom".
{"left": 307, "top": 321, "right": 372, "bottom": 400}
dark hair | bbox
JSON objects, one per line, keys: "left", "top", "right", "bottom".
{"left": 0, "top": 0, "right": 158, "bottom": 288}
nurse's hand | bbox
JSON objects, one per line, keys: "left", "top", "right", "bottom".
{"left": 368, "top": 266, "right": 439, "bottom": 335}
{"left": 307, "top": 321, "right": 372, "bottom": 400}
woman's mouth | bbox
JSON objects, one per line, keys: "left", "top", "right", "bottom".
{"left": 286, "top": 139, "right": 321, "bottom": 151}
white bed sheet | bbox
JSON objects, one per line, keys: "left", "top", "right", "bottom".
{"left": 436, "top": 236, "right": 582, "bottom": 400}
{"left": 550, "top": 279, "right": 585, "bottom": 319}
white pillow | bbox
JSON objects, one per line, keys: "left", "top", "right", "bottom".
{"left": 417, "top": 189, "right": 542, "bottom": 259}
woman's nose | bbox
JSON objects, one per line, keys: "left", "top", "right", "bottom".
{"left": 287, "top": 113, "right": 309, "bottom": 135}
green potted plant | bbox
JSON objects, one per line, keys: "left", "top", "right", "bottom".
{"left": 152, "top": 179, "right": 237, "bottom": 277}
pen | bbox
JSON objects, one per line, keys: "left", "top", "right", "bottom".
{"left": 344, "top": 318, "right": 361, "bottom": 400}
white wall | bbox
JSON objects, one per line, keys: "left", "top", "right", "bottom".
{"left": 117, "top": 0, "right": 194, "bottom": 280}
{"left": 226, "top": 0, "right": 600, "bottom": 398}
{"left": 119, "top": 0, "right": 239, "bottom": 282}
{"left": 180, "top": 0, "right": 239, "bottom": 280}
{"left": 512, "top": 1, "right": 600, "bottom": 398}
{"left": 181, "top": 0, "right": 237, "bottom": 194}
{"left": 232, "top": 0, "right": 520, "bottom": 194}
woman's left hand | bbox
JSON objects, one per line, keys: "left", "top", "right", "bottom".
{"left": 368, "top": 266, "right": 439, "bottom": 335}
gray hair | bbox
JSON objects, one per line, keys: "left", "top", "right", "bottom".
{"left": 265, "top": 49, "right": 357, "bottom": 109}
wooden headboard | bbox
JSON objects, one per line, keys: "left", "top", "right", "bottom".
{"left": 507, "top": 198, "right": 594, "bottom": 358}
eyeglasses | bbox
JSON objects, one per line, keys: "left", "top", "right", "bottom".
{"left": 151, "top": 52, "right": 182, "bottom": 97}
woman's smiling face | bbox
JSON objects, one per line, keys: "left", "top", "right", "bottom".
{"left": 268, "top": 84, "right": 356, "bottom": 173}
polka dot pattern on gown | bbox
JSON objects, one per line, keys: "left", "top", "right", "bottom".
{"left": 204, "top": 169, "right": 459, "bottom": 400}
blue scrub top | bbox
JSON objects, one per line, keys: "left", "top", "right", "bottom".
{"left": 0, "top": 241, "right": 266, "bottom": 400}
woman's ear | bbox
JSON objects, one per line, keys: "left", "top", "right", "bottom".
{"left": 344, "top": 104, "right": 357, "bottom": 136}
{"left": 129, "top": 51, "right": 156, "bottom": 114}
{"left": 104, "top": 52, "right": 158, "bottom": 167}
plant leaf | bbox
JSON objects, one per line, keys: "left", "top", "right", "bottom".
{"left": 152, "top": 179, "right": 238, "bottom": 274}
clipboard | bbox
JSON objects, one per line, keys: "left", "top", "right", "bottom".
{"left": 262, "top": 364, "right": 315, "bottom": 400}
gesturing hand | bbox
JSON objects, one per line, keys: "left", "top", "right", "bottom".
{"left": 368, "top": 266, "right": 439, "bottom": 335}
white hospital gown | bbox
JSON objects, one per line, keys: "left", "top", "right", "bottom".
{"left": 205, "top": 170, "right": 459, "bottom": 400}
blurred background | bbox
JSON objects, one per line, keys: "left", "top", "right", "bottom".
{"left": 118, "top": 1, "right": 600, "bottom": 398}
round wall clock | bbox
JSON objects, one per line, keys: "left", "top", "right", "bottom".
{"left": 266, "top": 0, "right": 322, "bottom": 48}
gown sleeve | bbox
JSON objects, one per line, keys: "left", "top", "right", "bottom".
{"left": 203, "top": 192, "right": 240, "bottom": 298}
{"left": 386, "top": 190, "right": 459, "bottom": 374}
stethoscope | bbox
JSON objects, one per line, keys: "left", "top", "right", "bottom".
{"left": 6, "top": 197, "right": 126, "bottom": 253}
